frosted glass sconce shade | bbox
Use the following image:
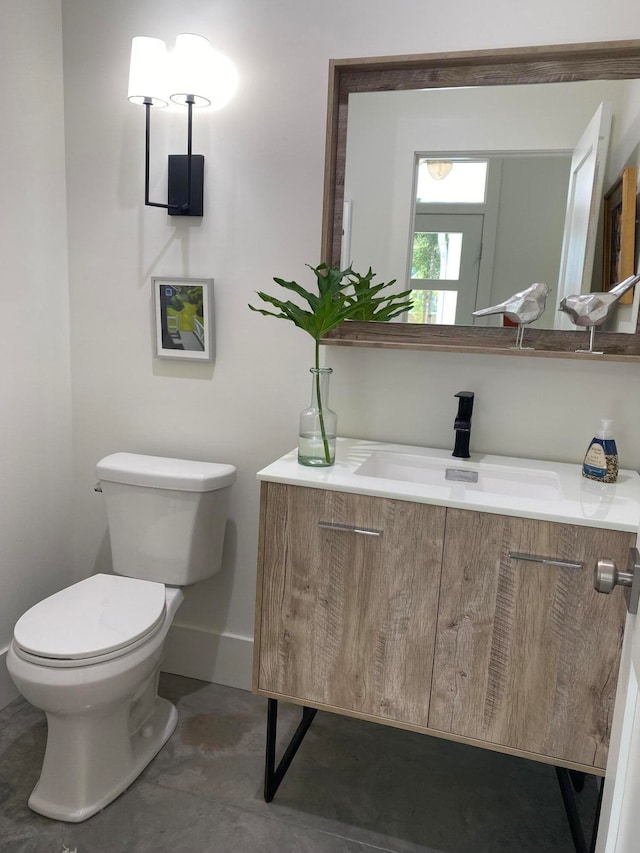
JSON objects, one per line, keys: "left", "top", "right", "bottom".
{"left": 127, "top": 36, "right": 168, "bottom": 106}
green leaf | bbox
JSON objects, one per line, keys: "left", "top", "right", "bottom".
{"left": 272, "top": 277, "right": 321, "bottom": 311}
{"left": 341, "top": 268, "right": 414, "bottom": 322}
{"left": 248, "top": 263, "right": 415, "bottom": 343}
{"left": 308, "top": 263, "right": 353, "bottom": 299}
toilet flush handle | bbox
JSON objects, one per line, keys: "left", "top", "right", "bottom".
{"left": 94, "top": 482, "right": 103, "bottom": 492}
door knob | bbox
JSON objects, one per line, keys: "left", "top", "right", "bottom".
{"left": 595, "top": 558, "right": 634, "bottom": 593}
{"left": 593, "top": 548, "right": 640, "bottom": 613}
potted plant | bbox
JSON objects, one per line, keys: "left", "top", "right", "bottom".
{"left": 249, "top": 264, "right": 412, "bottom": 466}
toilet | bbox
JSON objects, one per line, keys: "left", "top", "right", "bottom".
{"left": 7, "top": 452, "right": 236, "bottom": 823}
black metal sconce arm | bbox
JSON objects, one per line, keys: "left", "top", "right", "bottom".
{"left": 143, "top": 96, "right": 203, "bottom": 217}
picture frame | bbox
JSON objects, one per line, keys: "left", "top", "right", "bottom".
{"left": 603, "top": 166, "right": 638, "bottom": 305}
{"left": 152, "top": 277, "right": 214, "bottom": 361}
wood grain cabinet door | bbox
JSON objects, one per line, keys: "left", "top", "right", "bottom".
{"left": 428, "top": 509, "right": 631, "bottom": 769}
{"left": 255, "top": 483, "right": 446, "bottom": 727}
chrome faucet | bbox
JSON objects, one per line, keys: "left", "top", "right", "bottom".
{"left": 452, "top": 391, "right": 474, "bottom": 459}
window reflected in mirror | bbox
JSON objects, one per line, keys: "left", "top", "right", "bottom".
{"left": 407, "top": 289, "right": 458, "bottom": 324}
{"left": 410, "top": 158, "right": 488, "bottom": 325}
{"left": 417, "top": 159, "right": 488, "bottom": 204}
{"left": 410, "top": 229, "right": 463, "bottom": 325}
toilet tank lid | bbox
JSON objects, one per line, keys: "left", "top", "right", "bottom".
{"left": 97, "top": 453, "right": 237, "bottom": 492}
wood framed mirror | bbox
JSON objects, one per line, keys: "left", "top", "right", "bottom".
{"left": 321, "top": 40, "right": 640, "bottom": 361}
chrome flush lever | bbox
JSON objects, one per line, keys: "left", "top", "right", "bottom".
{"left": 594, "top": 547, "right": 640, "bottom": 614}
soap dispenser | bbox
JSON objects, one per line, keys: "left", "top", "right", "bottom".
{"left": 582, "top": 418, "right": 619, "bottom": 483}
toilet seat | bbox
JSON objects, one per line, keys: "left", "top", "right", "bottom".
{"left": 13, "top": 574, "right": 167, "bottom": 668}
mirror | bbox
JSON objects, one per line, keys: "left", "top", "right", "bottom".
{"left": 345, "top": 86, "right": 621, "bottom": 331}
{"left": 321, "top": 41, "right": 640, "bottom": 358}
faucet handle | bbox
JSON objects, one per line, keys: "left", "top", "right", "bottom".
{"left": 453, "top": 391, "right": 474, "bottom": 459}
{"left": 455, "top": 391, "right": 474, "bottom": 418}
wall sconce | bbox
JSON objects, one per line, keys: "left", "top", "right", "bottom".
{"left": 128, "top": 33, "right": 237, "bottom": 217}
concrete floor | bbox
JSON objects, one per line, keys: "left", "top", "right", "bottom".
{"left": 0, "top": 673, "right": 600, "bottom": 852}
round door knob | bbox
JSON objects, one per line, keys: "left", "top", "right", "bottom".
{"left": 594, "top": 557, "right": 634, "bottom": 594}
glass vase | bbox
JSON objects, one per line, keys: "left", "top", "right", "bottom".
{"left": 298, "top": 367, "right": 337, "bottom": 467}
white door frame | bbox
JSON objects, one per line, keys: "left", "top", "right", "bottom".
{"left": 596, "top": 578, "right": 640, "bottom": 851}
{"left": 556, "top": 102, "right": 612, "bottom": 330}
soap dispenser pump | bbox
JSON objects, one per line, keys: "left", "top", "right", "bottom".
{"left": 582, "top": 418, "right": 619, "bottom": 483}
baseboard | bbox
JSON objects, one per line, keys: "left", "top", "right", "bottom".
{"left": 1, "top": 628, "right": 253, "bottom": 708}
{"left": 0, "top": 645, "right": 19, "bottom": 710}
{"left": 162, "top": 624, "right": 253, "bottom": 692}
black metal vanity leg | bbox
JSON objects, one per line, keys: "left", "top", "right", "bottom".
{"left": 570, "top": 771, "right": 586, "bottom": 792}
{"left": 264, "top": 699, "right": 317, "bottom": 802}
{"left": 264, "top": 698, "right": 279, "bottom": 801}
{"left": 589, "top": 778, "right": 605, "bottom": 853}
{"left": 555, "top": 767, "right": 589, "bottom": 853}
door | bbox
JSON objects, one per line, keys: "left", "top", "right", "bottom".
{"left": 411, "top": 213, "right": 484, "bottom": 325}
{"left": 556, "top": 102, "right": 612, "bottom": 330}
{"left": 429, "top": 509, "right": 630, "bottom": 768}
{"left": 256, "top": 483, "right": 446, "bottom": 727}
{"left": 596, "top": 587, "right": 640, "bottom": 850}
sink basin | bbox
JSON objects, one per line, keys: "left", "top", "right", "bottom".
{"left": 354, "top": 451, "right": 562, "bottom": 501}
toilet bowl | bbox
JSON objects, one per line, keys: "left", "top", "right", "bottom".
{"left": 7, "top": 453, "right": 236, "bottom": 822}
{"left": 7, "top": 576, "right": 184, "bottom": 822}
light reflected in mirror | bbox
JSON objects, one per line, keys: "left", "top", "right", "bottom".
{"left": 342, "top": 79, "right": 640, "bottom": 333}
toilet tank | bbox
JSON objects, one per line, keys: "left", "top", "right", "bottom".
{"left": 96, "top": 453, "right": 236, "bottom": 586}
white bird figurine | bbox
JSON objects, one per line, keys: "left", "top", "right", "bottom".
{"left": 558, "top": 273, "right": 640, "bottom": 354}
{"left": 472, "top": 282, "right": 551, "bottom": 349}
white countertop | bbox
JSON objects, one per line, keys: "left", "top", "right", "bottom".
{"left": 257, "top": 438, "right": 640, "bottom": 532}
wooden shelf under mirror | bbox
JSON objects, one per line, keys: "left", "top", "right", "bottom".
{"left": 320, "top": 40, "right": 640, "bottom": 361}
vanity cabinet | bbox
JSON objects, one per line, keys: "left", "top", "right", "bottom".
{"left": 254, "top": 482, "right": 632, "bottom": 773}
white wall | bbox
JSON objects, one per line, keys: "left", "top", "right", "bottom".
{"left": 0, "top": 0, "right": 73, "bottom": 706}
{"left": 491, "top": 155, "right": 569, "bottom": 325}
{"left": 57, "top": 0, "right": 640, "bottom": 691}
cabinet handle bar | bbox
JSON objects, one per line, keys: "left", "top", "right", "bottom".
{"left": 318, "top": 521, "right": 382, "bottom": 537}
{"left": 508, "top": 551, "right": 583, "bottom": 570}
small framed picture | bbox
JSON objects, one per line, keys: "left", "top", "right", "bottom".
{"left": 603, "top": 166, "right": 638, "bottom": 305}
{"left": 152, "top": 277, "right": 214, "bottom": 361}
